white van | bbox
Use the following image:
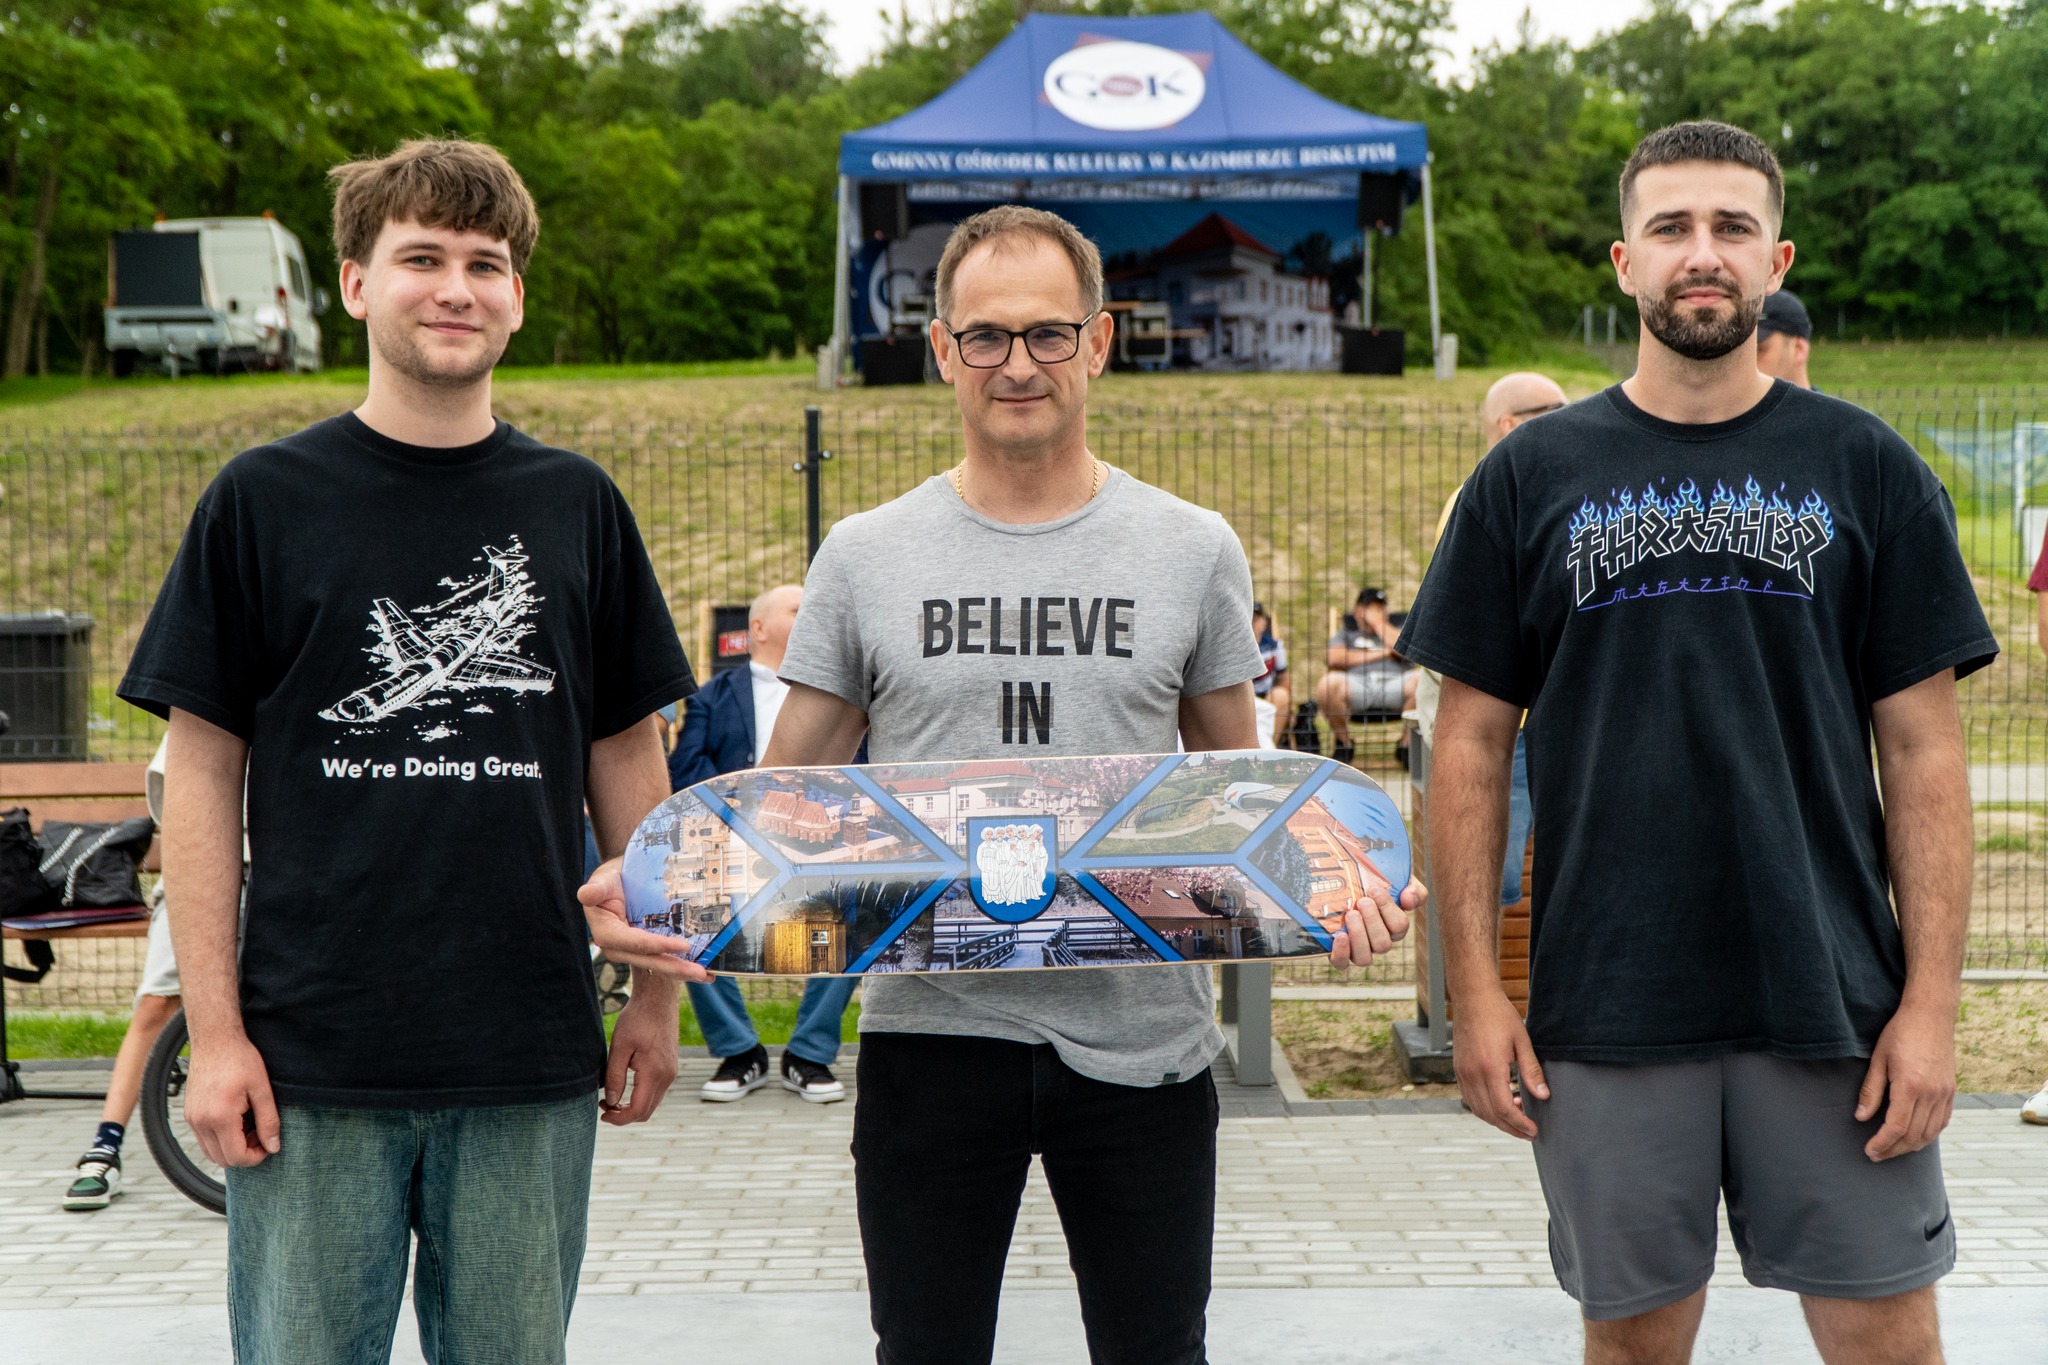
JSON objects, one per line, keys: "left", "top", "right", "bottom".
{"left": 104, "top": 215, "right": 326, "bottom": 376}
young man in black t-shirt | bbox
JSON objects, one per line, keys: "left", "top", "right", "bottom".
{"left": 1402, "top": 122, "right": 1996, "bottom": 1364}
{"left": 119, "top": 140, "right": 702, "bottom": 1364}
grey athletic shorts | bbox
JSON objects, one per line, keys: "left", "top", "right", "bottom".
{"left": 1345, "top": 663, "right": 1410, "bottom": 714}
{"left": 135, "top": 889, "right": 181, "bottom": 1002}
{"left": 1524, "top": 1053, "right": 1954, "bottom": 1321}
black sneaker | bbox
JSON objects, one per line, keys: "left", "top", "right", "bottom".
{"left": 1331, "top": 740, "right": 1356, "bottom": 766}
{"left": 699, "top": 1044, "right": 770, "bottom": 1102}
{"left": 1289, "top": 701, "right": 1321, "bottom": 753}
{"left": 63, "top": 1146, "right": 122, "bottom": 1211}
{"left": 781, "top": 1053, "right": 846, "bottom": 1104}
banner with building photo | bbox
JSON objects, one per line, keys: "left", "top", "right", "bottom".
{"left": 853, "top": 195, "right": 1366, "bottom": 373}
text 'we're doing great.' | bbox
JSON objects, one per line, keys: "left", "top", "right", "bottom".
{"left": 318, "top": 755, "right": 543, "bottom": 782}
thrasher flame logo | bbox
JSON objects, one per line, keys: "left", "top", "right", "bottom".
{"left": 1565, "top": 476, "right": 1837, "bottom": 609}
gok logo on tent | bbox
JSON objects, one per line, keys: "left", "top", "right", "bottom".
{"left": 1043, "top": 40, "right": 1208, "bottom": 132}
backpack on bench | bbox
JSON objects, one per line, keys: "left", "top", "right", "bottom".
{"left": 0, "top": 806, "right": 58, "bottom": 983}
{"left": 37, "top": 817, "right": 155, "bottom": 910}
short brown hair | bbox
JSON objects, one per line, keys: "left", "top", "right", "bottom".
{"left": 1619, "top": 120, "right": 1783, "bottom": 234}
{"left": 935, "top": 205, "right": 1104, "bottom": 322}
{"left": 329, "top": 139, "right": 540, "bottom": 274}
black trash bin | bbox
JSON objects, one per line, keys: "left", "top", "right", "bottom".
{"left": 0, "top": 613, "right": 93, "bottom": 762}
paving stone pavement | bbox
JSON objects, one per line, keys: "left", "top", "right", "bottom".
{"left": 5, "top": 1057, "right": 2047, "bottom": 1314}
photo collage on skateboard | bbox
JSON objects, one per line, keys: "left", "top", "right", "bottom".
{"left": 620, "top": 751, "right": 1411, "bottom": 975}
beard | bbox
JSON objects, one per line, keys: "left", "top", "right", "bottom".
{"left": 1640, "top": 275, "right": 1764, "bottom": 361}
{"left": 370, "top": 312, "right": 506, "bottom": 388}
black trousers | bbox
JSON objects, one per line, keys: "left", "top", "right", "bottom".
{"left": 852, "top": 1032, "right": 1219, "bottom": 1365}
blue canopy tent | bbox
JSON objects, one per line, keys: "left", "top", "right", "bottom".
{"left": 832, "top": 11, "right": 1441, "bottom": 378}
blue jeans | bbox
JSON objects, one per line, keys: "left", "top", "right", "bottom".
{"left": 1503, "top": 731, "right": 1533, "bottom": 906}
{"left": 688, "top": 974, "right": 857, "bottom": 1066}
{"left": 226, "top": 1096, "right": 596, "bottom": 1365}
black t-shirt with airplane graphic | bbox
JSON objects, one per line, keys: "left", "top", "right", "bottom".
{"left": 122, "top": 413, "right": 694, "bottom": 1107}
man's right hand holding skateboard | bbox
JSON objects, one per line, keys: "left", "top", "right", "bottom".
{"left": 578, "top": 856, "right": 716, "bottom": 985}
{"left": 1328, "top": 882, "right": 1426, "bottom": 971}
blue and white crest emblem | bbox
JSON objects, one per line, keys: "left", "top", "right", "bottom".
{"left": 967, "top": 816, "right": 1059, "bottom": 923}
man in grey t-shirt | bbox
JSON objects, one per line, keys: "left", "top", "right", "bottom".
{"left": 767, "top": 206, "right": 1417, "bottom": 1365}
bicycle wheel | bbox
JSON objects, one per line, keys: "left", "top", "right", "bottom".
{"left": 139, "top": 1008, "right": 227, "bottom": 1215}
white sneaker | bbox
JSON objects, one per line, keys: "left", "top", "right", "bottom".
{"left": 63, "top": 1148, "right": 123, "bottom": 1211}
{"left": 2021, "top": 1081, "right": 2048, "bottom": 1126}
{"left": 781, "top": 1053, "right": 846, "bottom": 1104}
{"left": 699, "top": 1045, "right": 770, "bottom": 1102}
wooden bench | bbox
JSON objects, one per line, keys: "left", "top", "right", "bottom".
{"left": 1, "top": 761, "right": 154, "bottom": 1104}
{"left": 0, "top": 762, "right": 158, "bottom": 866}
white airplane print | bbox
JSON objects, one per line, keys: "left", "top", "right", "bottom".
{"left": 321, "top": 538, "right": 556, "bottom": 730}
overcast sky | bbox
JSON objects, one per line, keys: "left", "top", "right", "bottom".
{"left": 635, "top": 1, "right": 1753, "bottom": 79}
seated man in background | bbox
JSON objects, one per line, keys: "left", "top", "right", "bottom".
{"left": 669, "top": 584, "right": 857, "bottom": 1103}
{"left": 1314, "top": 586, "right": 1418, "bottom": 765}
{"left": 1251, "top": 602, "right": 1290, "bottom": 748}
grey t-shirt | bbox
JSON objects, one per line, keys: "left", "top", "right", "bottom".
{"left": 780, "top": 468, "right": 1263, "bottom": 1086}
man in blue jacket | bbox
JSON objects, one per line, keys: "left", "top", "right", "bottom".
{"left": 669, "top": 584, "right": 858, "bottom": 1103}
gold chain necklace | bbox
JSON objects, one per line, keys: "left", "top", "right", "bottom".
{"left": 951, "top": 458, "right": 1102, "bottom": 509}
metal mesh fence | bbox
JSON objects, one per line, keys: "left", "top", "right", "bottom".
{"left": 3, "top": 388, "right": 2042, "bottom": 1012}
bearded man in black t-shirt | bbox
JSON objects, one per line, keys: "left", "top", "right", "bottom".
{"left": 1401, "top": 122, "right": 1995, "bottom": 1364}
{"left": 120, "top": 140, "right": 704, "bottom": 1365}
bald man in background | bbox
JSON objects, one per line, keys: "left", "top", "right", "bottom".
{"left": 1482, "top": 371, "right": 1569, "bottom": 455}
{"left": 1415, "top": 371, "right": 1569, "bottom": 909}
{"left": 669, "top": 583, "right": 859, "bottom": 1104}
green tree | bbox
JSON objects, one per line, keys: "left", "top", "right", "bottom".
{"left": 153, "top": 0, "right": 482, "bottom": 362}
{"left": 0, "top": 4, "right": 190, "bottom": 376}
{"left": 1589, "top": 0, "right": 2048, "bottom": 335}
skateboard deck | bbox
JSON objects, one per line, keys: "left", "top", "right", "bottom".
{"left": 622, "top": 750, "right": 1410, "bottom": 976}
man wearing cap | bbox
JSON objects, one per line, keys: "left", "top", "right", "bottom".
{"left": 1315, "top": 586, "right": 1418, "bottom": 765}
{"left": 1756, "top": 288, "right": 1815, "bottom": 389}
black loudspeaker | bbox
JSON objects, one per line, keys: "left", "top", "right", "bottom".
{"left": 1357, "top": 173, "right": 1405, "bottom": 234}
{"left": 862, "top": 336, "right": 929, "bottom": 386}
{"left": 860, "top": 183, "right": 909, "bottom": 242}
{"left": 1339, "top": 327, "right": 1405, "bottom": 376}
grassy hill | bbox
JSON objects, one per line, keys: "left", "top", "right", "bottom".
{"left": 0, "top": 340, "right": 2041, "bottom": 770}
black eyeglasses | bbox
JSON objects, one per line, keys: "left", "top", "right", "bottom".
{"left": 1510, "top": 401, "right": 1566, "bottom": 418}
{"left": 943, "top": 314, "right": 1098, "bottom": 368}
